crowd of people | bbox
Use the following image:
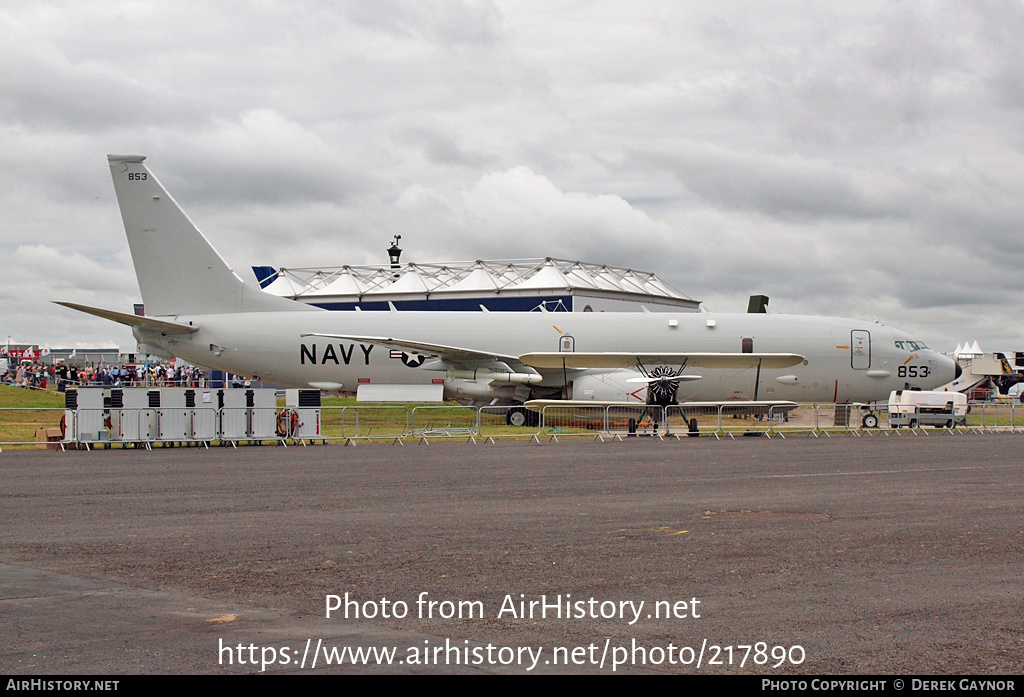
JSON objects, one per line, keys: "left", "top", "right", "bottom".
{"left": 3, "top": 361, "right": 209, "bottom": 390}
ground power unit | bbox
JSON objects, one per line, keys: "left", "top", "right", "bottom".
{"left": 281, "top": 389, "right": 322, "bottom": 442}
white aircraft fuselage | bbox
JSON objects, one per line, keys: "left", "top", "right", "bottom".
{"left": 139, "top": 308, "right": 953, "bottom": 404}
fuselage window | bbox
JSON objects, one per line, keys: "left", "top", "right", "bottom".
{"left": 741, "top": 337, "right": 753, "bottom": 354}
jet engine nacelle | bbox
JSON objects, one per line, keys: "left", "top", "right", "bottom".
{"left": 569, "top": 370, "right": 647, "bottom": 403}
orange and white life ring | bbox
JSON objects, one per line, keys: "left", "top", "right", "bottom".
{"left": 276, "top": 409, "right": 300, "bottom": 437}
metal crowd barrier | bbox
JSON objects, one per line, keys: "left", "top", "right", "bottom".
{"left": 2, "top": 401, "right": 1023, "bottom": 451}
{"left": 410, "top": 405, "right": 480, "bottom": 441}
{"left": 325, "top": 406, "right": 411, "bottom": 442}
{"left": 477, "top": 406, "right": 542, "bottom": 442}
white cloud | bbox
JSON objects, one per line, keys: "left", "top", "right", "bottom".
{"left": 394, "top": 166, "right": 675, "bottom": 264}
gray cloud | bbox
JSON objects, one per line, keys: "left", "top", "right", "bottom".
{"left": 1, "top": 1, "right": 1023, "bottom": 353}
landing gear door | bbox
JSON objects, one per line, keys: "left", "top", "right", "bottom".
{"left": 851, "top": 330, "right": 870, "bottom": 370}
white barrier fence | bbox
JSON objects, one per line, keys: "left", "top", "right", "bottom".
{"left": 2, "top": 401, "right": 1023, "bottom": 451}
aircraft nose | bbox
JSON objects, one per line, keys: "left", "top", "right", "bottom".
{"left": 936, "top": 351, "right": 959, "bottom": 384}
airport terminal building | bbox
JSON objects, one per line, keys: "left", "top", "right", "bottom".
{"left": 252, "top": 258, "right": 700, "bottom": 313}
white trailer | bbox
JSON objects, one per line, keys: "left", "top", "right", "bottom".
{"left": 888, "top": 390, "right": 968, "bottom": 429}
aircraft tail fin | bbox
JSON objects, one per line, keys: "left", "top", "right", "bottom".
{"left": 107, "top": 154, "right": 312, "bottom": 316}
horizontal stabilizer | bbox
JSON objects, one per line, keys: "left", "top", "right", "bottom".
{"left": 519, "top": 352, "right": 804, "bottom": 370}
{"left": 54, "top": 301, "right": 198, "bottom": 335}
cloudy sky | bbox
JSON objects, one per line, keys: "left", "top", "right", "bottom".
{"left": 2, "top": 1, "right": 1022, "bottom": 352}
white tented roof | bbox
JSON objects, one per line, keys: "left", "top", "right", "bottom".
{"left": 258, "top": 258, "right": 699, "bottom": 310}
{"left": 262, "top": 275, "right": 312, "bottom": 297}
{"left": 446, "top": 267, "right": 501, "bottom": 292}
{"left": 515, "top": 261, "right": 572, "bottom": 290}
{"left": 316, "top": 269, "right": 366, "bottom": 296}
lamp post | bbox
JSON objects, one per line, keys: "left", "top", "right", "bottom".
{"left": 387, "top": 235, "right": 402, "bottom": 270}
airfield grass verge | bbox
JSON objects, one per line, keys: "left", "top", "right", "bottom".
{"left": 0, "top": 384, "right": 66, "bottom": 448}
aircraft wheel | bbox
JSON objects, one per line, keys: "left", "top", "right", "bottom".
{"left": 687, "top": 417, "right": 699, "bottom": 437}
{"left": 862, "top": 414, "right": 879, "bottom": 429}
{"left": 506, "top": 407, "right": 538, "bottom": 428}
{"left": 506, "top": 408, "right": 527, "bottom": 427}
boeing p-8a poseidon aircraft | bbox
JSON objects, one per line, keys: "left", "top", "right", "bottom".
{"left": 58, "top": 155, "right": 958, "bottom": 424}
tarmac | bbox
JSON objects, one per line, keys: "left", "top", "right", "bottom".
{"left": 1, "top": 435, "right": 1022, "bottom": 675}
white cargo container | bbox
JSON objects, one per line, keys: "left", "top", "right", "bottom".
{"left": 109, "top": 388, "right": 160, "bottom": 443}
{"left": 217, "top": 388, "right": 278, "bottom": 443}
{"left": 63, "top": 387, "right": 107, "bottom": 444}
{"left": 183, "top": 389, "right": 218, "bottom": 443}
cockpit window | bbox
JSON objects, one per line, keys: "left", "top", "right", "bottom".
{"left": 894, "top": 340, "right": 929, "bottom": 351}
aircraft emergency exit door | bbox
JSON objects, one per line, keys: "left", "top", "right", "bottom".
{"left": 851, "top": 330, "right": 871, "bottom": 370}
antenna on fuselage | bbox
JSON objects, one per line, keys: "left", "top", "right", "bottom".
{"left": 747, "top": 295, "right": 769, "bottom": 313}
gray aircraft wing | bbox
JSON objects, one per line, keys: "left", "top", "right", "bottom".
{"left": 519, "top": 352, "right": 804, "bottom": 370}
